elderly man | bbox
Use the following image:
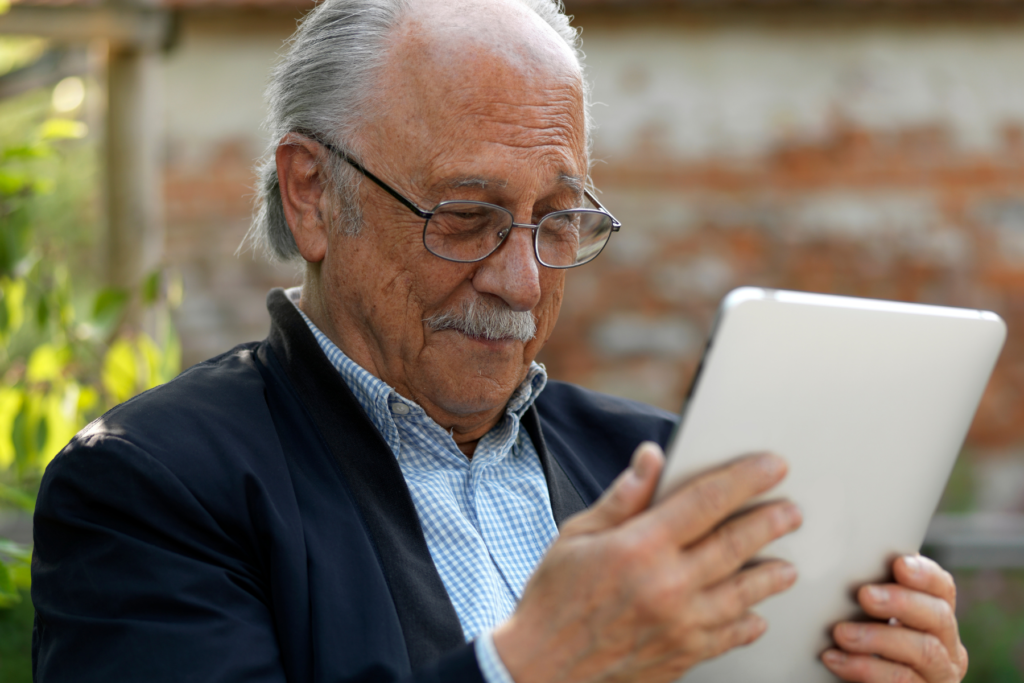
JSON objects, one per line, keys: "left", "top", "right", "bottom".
{"left": 32, "top": 0, "right": 968, "bottom": 682}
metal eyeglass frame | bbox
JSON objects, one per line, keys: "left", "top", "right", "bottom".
{"left": 307, "top": 134, "right": 622, "bottom": 269}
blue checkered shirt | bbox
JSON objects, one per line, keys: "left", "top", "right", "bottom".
{"left": 288, "top": 289, "right": 557, "bottom": 683}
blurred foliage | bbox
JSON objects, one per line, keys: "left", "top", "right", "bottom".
{"left": 0, "top": 37, "right": 181, "bottom": 610}
{"left": 0, "top": 37, "right": 46, "bottom": 81}
{"left": 939, "top": 452, "right": 976, "bottom": 514}
{"left": 957, "top": 570, "right": 1024, "bottom": 682}
{"left": 0, "top": 588, "right": 33, "bottom": 683}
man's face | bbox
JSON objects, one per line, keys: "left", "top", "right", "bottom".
{"left": 316, "top": 4, "right": 587, "bottom": 431}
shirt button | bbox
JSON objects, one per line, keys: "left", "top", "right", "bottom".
{"left": 391, "top": 403, "right": 410, "bottom": 416}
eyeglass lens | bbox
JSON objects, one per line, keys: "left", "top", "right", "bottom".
{"left": 423, "top": 202, "right": 615, "bottom": 267}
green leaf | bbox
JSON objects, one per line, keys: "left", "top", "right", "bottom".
{"left": 161, "top": 323, "right": 182, "bottom": 384}
{"left": 0, "top": 278, "right": 26, "bottom": 338}
{"left": 31, "top": 177, "right": 55, "bottom": 194}
{"left": 9, "top": 560, "right": 30, "bottom": 589}
{"left": 77, "top": 385, "right": 98, "bottom": 413}
{"left": 1, "top": 143, "right": 48, "bottom": 161}
{"left": 0, "top": 540, "right": 31, "bottom": 564}
{"left": 0, "top": 482, "right": 35, "bottom": 513}
{"left": 0, "top": 539, "right": 29, "bottom": 605}
{"left": 167, "top": 270, "right": 184, "bottom": 309}
{"left": 102, "top": 338, "right": 137, "bottom": 404}
{"left": 40, "top": 119, "right": 87, "bottom": 141}
{"left": 0, "top": 169, "right": 29, "bottom": 195}
{"left": 142, "top": 270, "right": 160, "bottom": 306}
{"left": 91, "top": 288, "right": 128, "bottom": 332}
{"left": 0, "top": 540, "right": 28, "bottom": 609}
{"left": 0, "top": 563, "right": 18, "bottom": 608}
{"left": 0, "top": 388, "right": 23, "bottom": 470}
{"left": 39, "top": 390, "right": 75, "bottom": 466}
{"left": 25, "top": 343, "right": 69, "bottom": 383}
{"left": 136, "top": 334, "right": 159, "bottom": 390}
{"left": 11, "top": 392, "right": 44, "bottom": 471}
{"left": 35, "top": 295, "right": 48, "bottom": 329}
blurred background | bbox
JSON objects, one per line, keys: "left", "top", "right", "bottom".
{"left": 3, "top": 0, "right": 1024, "bottom": 680}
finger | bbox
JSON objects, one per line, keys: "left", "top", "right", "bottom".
{"left": 690, "top": 560, "right": 798, "bottom": 629}
{"left": 857, "top": 584, "right": 961, "bottom": 659}
{"left": 894, "top": 555, "right": 957, "bottom": 612}
{"left": 687, "top": 500, "right": 803, "bottom": 586}
{"left": 833, "top": 622, "right": 962, "bottom": 682}
{"left": 699, "top": 612, "right": 768, "bottom": 662}
{"left": 641, "top": 452, "right": 789, "bottom": 548}
{"left": 822, "top": 649, "right": 927, "bottom": 683}
{"left": 560, "top": 441, "right": 664, "bottom": 537}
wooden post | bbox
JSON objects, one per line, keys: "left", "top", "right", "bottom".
{"left": 104, "top": 42, "right": 164, "bottom": 304}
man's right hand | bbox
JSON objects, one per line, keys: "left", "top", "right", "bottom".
{"left": 493, "top": 442, "right": 802, "bottom": 683}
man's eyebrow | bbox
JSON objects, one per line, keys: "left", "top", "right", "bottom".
{"left": 557, "top": 172, "right": 585, "bottom": 193}
{"left": 444, "top": 177, "right": 507, "bottom": 190}
{"left": 441, "top": 173, "right": 585, "bottom": 193}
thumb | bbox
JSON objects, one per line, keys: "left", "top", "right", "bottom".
{"left": 561, "top": 441, "right": 665, "bottom": 537}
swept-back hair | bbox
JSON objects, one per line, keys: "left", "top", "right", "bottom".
{"left": 243, "top": 0, "right": 589, "bottom": 261}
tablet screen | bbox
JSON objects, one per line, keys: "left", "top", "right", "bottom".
{"left": 657, "top": 287, "right": 1004, "bottom": 683}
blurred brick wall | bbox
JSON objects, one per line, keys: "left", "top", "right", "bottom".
{"left": 162, "top": 8, "right": 1024, "bottom": 507}
{"left": 541, "top": 13, "right": 1024, "bottom": 458}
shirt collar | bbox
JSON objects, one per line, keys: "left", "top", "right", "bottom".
{"left": 284, "top": 286, "right": 548, "bottom": 428}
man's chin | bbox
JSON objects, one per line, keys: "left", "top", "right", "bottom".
{"left": 418, "top": 332, "right": 534, "bottom": 416}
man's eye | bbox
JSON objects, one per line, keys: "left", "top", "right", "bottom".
{"left": 541, "top": 214, "right": 579, "bottom": 234}
{"left": 431, "top": 206, "right": 506, "bottom": 238}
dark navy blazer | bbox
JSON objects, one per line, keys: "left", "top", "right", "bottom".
{"left": 31, "top": 289, "right": 676, "bottom": 683}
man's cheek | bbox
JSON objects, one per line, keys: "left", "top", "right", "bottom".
{"left": 536, "top": 283, "right": 564, "bottom": 343}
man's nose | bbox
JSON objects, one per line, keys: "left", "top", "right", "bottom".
{"left": 471, "top": 225, "right": 542, "bottom": 312}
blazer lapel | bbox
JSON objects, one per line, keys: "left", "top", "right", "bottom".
{"left": 263, "top": 289, "right": 465, "bottom": 668}
{"left": 522, "top": 405, "right": 588, "bottom": 525}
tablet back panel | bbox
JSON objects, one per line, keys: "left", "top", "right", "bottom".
{"left": 657, "top": 288, "right": 1005, "bottom": 683}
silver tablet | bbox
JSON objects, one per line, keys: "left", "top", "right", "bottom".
{"left": 655, "top": 287, "right": 1005, "bottom": 683}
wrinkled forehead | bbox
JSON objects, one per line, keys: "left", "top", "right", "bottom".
{"left": 358, "top": 0, "right": 587, "bottom": 182}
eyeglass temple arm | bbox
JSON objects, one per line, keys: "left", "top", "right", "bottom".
{"left": 583, "top": 188, "right": 621, "bottom": 230}
{"left": 310, "top": 136, "right": 433, "bottom": 220}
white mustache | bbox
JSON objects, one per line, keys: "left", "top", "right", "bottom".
{"left": 424, "top": 298, "right": 537, "bottom": 343}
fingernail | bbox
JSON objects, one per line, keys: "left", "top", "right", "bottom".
{"left": 778, "top": 563, "right": 798, "bottom": 586}
{"left": 840, "top": 624, "right": 864, "bottom": 643}
{"left": 743, "top": 613, "right": 767, "bottom": 639}
{"left": 867, "top": 585, "right": 889, "bottom": 604}
{"left": 785, "top": 502, "right": 803, "bottom": 528}
{"left": 759, "top": 452, "right": 784, "bottom": 477}
{"left": 631, "top": 442, "right": 657, "bottom": 480}
{"left": 773, "top": 503, "right": 802, "bottom": 532}
{"left": 823, "top": 650, "right": 847, "bottom": 665}
{"left": 903, "top": 555, "right": 922, "bottom": 575}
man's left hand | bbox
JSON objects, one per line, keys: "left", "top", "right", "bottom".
{"left": 822, "top": 554, "right": 968, "bottom": 682}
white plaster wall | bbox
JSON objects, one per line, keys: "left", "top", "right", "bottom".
{"left": 161, "top": 15, "right": 294, "bottom": 168}
{"left": 581, "top": 22, "right": 1024, "bottom": 161}
{"left": 160, "top": 17, "right": 1024, "bottom": 165}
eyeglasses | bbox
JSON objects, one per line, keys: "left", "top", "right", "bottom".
{"left": 310, "top": 136, "right": 621, "bottom": 268}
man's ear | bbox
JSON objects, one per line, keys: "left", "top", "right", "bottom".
{"left": 277, "top": 133, "right": 331, "bottom": 263}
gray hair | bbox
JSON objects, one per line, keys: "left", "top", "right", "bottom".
{"left": 424, "top": 296, "right": 537, "bottom": 342}
{"left": 242, "top": 0, "right": 590, "bottom": 262}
